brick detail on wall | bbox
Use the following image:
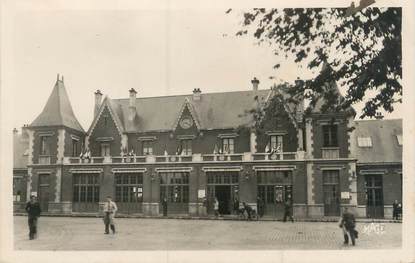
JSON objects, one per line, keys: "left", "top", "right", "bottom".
{"left": 297, "top": 127, "right": 304, "bottom": 151}
{"left": 121, "top": 134, "right": 128, "bottom": 154}
{"left": 27, "top": 129, "right": 34, "bottom": 165}
{"left": 348, "top": 162, "right": 357, "bottom": 206}
{"left": 306, "top": 162, "right": 314, "bottom": 205}
{"left": 27, "top": 167, "right": 33, "bottom": 202}
{"left": 347, "top": 117, "right": 356, "bottom": 158}
{"left": 57, "top": 129, "right": 65, "bottom": 163}
{"left": 305, "top": 118, "right": 313, "bottom": 159}
{"left": 250, "top": 131, "right": 257, "bottom": 153}
{"left": 55, "top": 168, "right": 62, "bottom": 202}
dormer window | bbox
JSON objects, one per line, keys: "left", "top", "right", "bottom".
{"left": 357, "top": 137, "right": 372, "bottom": 148}
{"left": 270, "top": 135, "right": 283, "bottom": 153}
{"left": 72, "top": 138, "right": 80, "bottom": 157}
{"left": 101, "top": 143, "right": 110, "bottom": 157}
{"left": 222, "top": 138, "right": 234, "bottom": 154}
{"left": 142, "top": 141, "right": 153, "bottom": 155}
{"left": 180, "top": 139, "right": 192, "bottom": 155}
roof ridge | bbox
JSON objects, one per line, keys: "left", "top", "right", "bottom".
{"left": 112, "top": 88, "right": 271, "bottom": 101}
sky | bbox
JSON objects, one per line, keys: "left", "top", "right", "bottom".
{"left": 9, "top": 7, "right": 403, "bottom": 131}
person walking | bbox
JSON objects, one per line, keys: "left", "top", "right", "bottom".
{"left": 214, "top": 197, "right": 220, "bottom": 218}
{"left": 25, "top": 195, "right": 41, "bottom": 240}
{"left": 283, "top": 196, "right": 294, "bottom": 222}
{"left": 103, "top": 196, "right": 118, "bottom": 234}
{"left": 233, "top": 197, "right": 240, "bottom": 215}
{"left": 162, "top": 197, "right": 168, "bottom": 217}
{"left": 242, "top": 202, "right": 253, "bottom": 221}
{"left": 257, "top": 196, "right": 265, "bottom": 218}
{"left": 339, "top": 207, "right": 358, "bottom": 246}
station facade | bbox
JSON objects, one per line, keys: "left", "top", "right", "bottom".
{"left": 13, "top": 75, "right": 402, "bottom": 219}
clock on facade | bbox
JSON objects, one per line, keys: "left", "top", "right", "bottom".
{"left": 179, "top": 117, "right": 193, "bottom": 129}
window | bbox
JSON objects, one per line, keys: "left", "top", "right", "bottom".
{"left": 159, "top": 172, "right": 189, "bottom": 203}
{"left": 270, "top": 135, "right": 283, "bottom": 153}
{"left": 72, "top": 139, "right": 80, "bottom": 157}
{"left": 206, "top": 171, "right": 239, "bottom": 185}
{"left": 222, "top": 138, "right": 234, "bottom": 154}
{"left": 13, "top": 178, "right": 22, "bottom": 202}
{"left": 40, "top": 136, "right": 51, "bottom": 155}
{"left": 181, "top": 139, "right": 192, "bottom": 155}
{"left": 100, "top": 143, "right": 110, "bottom": 156}
{"left": 115, "top": 173, "right": 143, "bottom": 203}
{"left": 73, "top": 174, "right": 100, "bottom": 202}
{"left": 396, "top": 134, "right": 402, "bottom": 146}
{"left": 322, "top": 124, "right": 338, "bottom": 147}
{"left": 142, "top": 141, "right": 153, "bottom": 155}
{"left": 357, "top": 137, "right": 372, "bottom": 147}
{"left": 323, "top": 170, "right": 340, "bottom": 185}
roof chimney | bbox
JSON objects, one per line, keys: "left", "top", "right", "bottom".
{"left": 193, "top": 88, "right": 201, "bottom": 101}
{"left": 374, "top": 112, "right": 384, "bottom": 119}
{"left": 94, "top": 90, "right": 103, "bottom": 117}
{"left": 129, "top": 88, "right": 137, "bottom": 120}
{"left": 13, "top": 128, "right": 18, "bottom": 134}
{"left": 251, "top": 77, "right": 260, "bottom": 91}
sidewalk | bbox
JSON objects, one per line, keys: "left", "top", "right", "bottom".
{"left": 13, "top": 212, "right": 402, "bottom": 223}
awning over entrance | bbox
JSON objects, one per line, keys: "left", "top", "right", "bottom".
{"left": 252, "top": 165, "right": 296, "bottom": 171}
{"left": 202, "top": 166, "right": 242, "bottom": 172}
{"left": 155, "top": 167, "right": 192, "bottom": 173}
{"left": 70, "top": 168, "right": 103, "bottom": 174}
{"left": 112, "top": 168, "right": 147, "bottom": 173}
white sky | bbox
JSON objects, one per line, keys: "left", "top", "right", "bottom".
{"left": 10, "top": 8, "right": 403, "bottom": 131}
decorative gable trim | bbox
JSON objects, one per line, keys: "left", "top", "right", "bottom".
{"left": 172, "top": 97, "right": 201, "bottom": 131}
{"left": 265, "top": 88, "right": 299, "bottom": 129}
{"left": 87, "top": 97, "right": 124, "bottom": 137}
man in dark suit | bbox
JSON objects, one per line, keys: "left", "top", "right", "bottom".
{"left": 339, "top": 207, "right": 358, "bottom": 246}
{"left": 283, "top": 196, "right": 294, "bottom": 222}
{"left": 25, "top": 195, "right": 41, "bottom": 240}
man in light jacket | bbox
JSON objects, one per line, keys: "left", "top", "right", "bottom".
{"left": 103, "top": 196, "right": 118, "bottom": 234}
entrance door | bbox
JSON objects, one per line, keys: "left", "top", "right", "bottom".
{"left": 365, "top": 175, "right": 384, "bottom": 218}
{"left": 38, "top": 174, "right": 50, "bottom": 212}
{"left": 323, "top": 170, "right": 340, "bottom": 216}
{"left": 215, "top": 185, "right": 231, "bottom": 215}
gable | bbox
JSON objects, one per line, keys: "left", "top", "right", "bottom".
{"left": 89, "top": 104, "right": 123, "bottom": 138}
{"left": 88, "top": 97, "right": 124, "bottom": 136}
{"left": 172, "top": 99, "right": 201, "bottom": 131}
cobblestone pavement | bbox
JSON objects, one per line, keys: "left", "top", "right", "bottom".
{"left": 14, "top": 216, "right": 401, "bottom": 250}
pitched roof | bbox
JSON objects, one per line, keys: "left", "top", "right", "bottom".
{"left": 30, "top": 78, "right": 85, "bottom": 132}
{"left": 13, "top": 130, "right": 29, "bottom": 169}
{"left": 109, "top": 89, "right": 271, "bottom": 133}
{"left": 354, "top": 119, "right": 402, "bottom": 164}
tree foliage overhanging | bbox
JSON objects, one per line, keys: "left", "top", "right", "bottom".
{"left": 231, "top": 7, "right": 402, "bottom": 119}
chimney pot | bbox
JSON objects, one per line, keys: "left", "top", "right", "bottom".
{"left": 251, "top": 77, "right": 260, "bottom": 91}
{"left": 128, "top": 88, "right": 138, "bottom": 120}
{"left": 94, "top": 90, "right": 103, "bottom": 117}
{"left": 193, "top": 88, "right": 201, "bottom": 101}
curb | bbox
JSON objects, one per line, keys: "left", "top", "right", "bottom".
{"left": 13, "top": 213, "right": 402, "bottom": 223}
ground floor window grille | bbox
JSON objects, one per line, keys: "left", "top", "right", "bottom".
{"left": 73, "top": 174, "right": 100, "bottom": 202}
{"left": 115, "top": 173, "right": 143, "bottom": 203}
{"left": 159, "top": 172, "right": 189, "bottom": 203}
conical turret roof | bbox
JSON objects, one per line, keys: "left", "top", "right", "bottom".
{"left": 30, "top": 76, "right": 85, "bottom": 132}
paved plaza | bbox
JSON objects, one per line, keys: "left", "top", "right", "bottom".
{"left": 14, "top": 216, "right": 401, "bottom": 250}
